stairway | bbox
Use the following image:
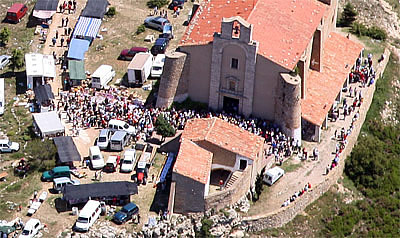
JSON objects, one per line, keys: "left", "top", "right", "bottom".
{"left": 225, "top": 172, "right": 240, "bottom": 189}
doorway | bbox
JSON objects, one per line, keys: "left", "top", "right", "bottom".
{"left": 223, "top": 96, "right": 239, "bottom": 113}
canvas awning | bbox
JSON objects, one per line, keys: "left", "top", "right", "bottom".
{"left": 34, "top": 0, "right": 59, "bottom": 11}
{"left": 34, "top": 84, "right": 54, "bottom": 104}
{"left": 33, "top": 10, "right": 56, "bottom": 19}
{"left": 72, "top": 17, "right": 102, "bottom": 39}
{"left": 32, "top": 111, "right": 64, "bottom": 137}
{"left": 68, "top": 60, "right": 86, "bottom": 80}
{"left": 25, "top": 53, "right": 56, "bottom": 78}
{"left": 81, "top": 0, "right": 109, "bottom": 19}
{"left": 53, "top": 136, "right": 81, "bottom": 163}
{"left": 63, "top": 181, "right": 138, "bottom": 205}
{"left": 67, "top": 39, "right": 90, "bottom": 60}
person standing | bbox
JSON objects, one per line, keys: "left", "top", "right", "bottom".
{"left": 60, "top": 37, "right": 64, "bottom": 47}
{"left": 55, "top": 30, "right": 58, "bottom": 39}
{"left": 52, "top": 37, "right": 56, "bottom": 46}
{"left": 65, "top": 17, "right": 69, "bottom": 27}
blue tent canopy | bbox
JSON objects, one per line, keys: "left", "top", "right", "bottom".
{"left": 73, "top": 17, "right": 102, "bottom": 39}
{"left": 67, "top": 38, "right": 90, "bottom": 60}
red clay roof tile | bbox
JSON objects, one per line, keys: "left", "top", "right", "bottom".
{"left": 182, "top": 117, "right": 264, "bottom": 160}
{"left": 180, "top": 0, "right": 326, "bottom": 70}
{"left": 301, "top": 32, "right": 364, "bottom": 126}
{"left": 173, "top": 138, "right": 213, "bottom": 184}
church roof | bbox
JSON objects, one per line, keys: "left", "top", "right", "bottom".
{"left": 180, "top": 0, "right": 326, "bottom": 70}
{"left": 301, "top": 32, "right": 364, "bottom": 126}
{"left": 182, "top": 117, "right": 264, "bottom": 160}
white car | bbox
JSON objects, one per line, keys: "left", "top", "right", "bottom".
{"left": 0, "top": 139, "right": 19, "bottom": 153}
{"left": 120, "top": 149, "right": 136, "bottom": 173}
{"left": 0, "top": 55, "right": 11, "bottom": 70}
{"left": 89, "top": 146, "right": 105, "bottom": 170}
{"left": 19, "top": 218, "right": 42, "bottom": 238}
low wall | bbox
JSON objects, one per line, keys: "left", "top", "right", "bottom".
{"left": 242, "top": 48, "right": 391, "bottom": 231}
{"left": 205, "top": 155, "right": 274, "bottom": 211}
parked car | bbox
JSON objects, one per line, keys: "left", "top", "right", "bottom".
{"left": 108, "top": 119, "right": 136, "bottom": 135}
{"left": 6, "top": 3, "right": 28, "bottom": 23}
{"left": 119, "top": 47, "right": 149, "bottom": 61}
{"left": 53, "top": 177, "right": 80, "bottom": 193}
{"left": 151, "top": 38, "right": 169, "bottom": 56}
{"left": 168, "top": 0, "right": 185, "bottom": 10}
{"left": 19, "top": 218, "right": 42, "bottom": 238}
{"left": 144, "top": 16, "right": 170, "bottom": 31}
{"left": 0, "top": 139, "right": 19, "bottom": 153}
{"left": 41, "top": 166, "right": 70, "bottom": 182}
{"left": 103, "top": 155, "right": 120, "bottom": 173}
{"left": 112, "top": 202, "right": 139, "bottom": 224}
{"left": 74, "top": 200, "right": 101, "bottom": 232}
{"left": 89, "top": 146, "right": 105, "bottom": 170}
{"left": 120, "top": 149, "right": 136, "bottom": 173}
{"left": 263, "top": 167, "right": 285, "bottom": 186}
{"left": 0, "top": 55, "right": 11, "bottom": 70}
{"left": 159, "top": 24, "right": 173, "bottom": 40}
{"left": 96, "top": 129, "right": 112, "bottom": 150}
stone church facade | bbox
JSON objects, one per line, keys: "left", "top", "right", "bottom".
{"left": 157, "top": 0, "right": 363, "bottom": 143}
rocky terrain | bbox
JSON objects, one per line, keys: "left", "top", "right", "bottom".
{"left": 339, "top": 0, "right": 400, "bottom": 39}
{"left": 57, "top": 197, "right": 251, "bottom": 238}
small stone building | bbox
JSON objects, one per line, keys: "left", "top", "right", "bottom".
{"left": 171, "top": 118, "right": 265, "bottom": 213}
{"left": 157, "top": 0, "right": 364, "bottom": 143}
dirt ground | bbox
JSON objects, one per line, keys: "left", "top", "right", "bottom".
{"left": 0, "top": 0, "right": 193, "bottom": 235}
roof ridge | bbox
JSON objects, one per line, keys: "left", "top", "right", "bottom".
{"left": 204, "top": 117, "right": 217, "bottom": 141}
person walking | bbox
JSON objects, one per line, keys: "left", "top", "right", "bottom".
{"left": 61, "top": 18, "right": 64, "bottom": 27}
{"left": 65, "top": 17, "right": 69, "bottom": 27}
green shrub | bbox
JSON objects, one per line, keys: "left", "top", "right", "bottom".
{"left": 350, "top": 23, "right": 387, "bottom": 41}
{"left": 171, "top": 98, "right": 208, "bottom": 112}
{"left": 106, "top": 7, "right": 116, "bottom": 17}
{"left": 195, "top": 218, "right": 214, "bottom": 238}
{"left": 136, "top": 24, "right": 146, "bottom": 35}
{"left": 147, "top": 0, "right": 169, "bottom": 8}
{"left": 0, "top": 27, "right": 10, "bottom": 46}
{"left": 155, "top": 115, "right": 176, "bottom": 140}
{"left": 367, "top": 26, "right": 387, "bottom": 41}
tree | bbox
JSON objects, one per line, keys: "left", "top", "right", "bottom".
{"left": 195, "top": 218, "right": 214, "bottom": 238}
{"left": 25, "top": 139, "right": 57, "bottom": 165}
{"left": 0, "top": 27, "right": 10, "bottom": 46}
{"left": 9, "top": 49, "right": 24, "bottom": 72}
{"left": 339, "top": 3, "right": 358, "bottom": 27}
{"left": 155, "top": 115, "right": 176, "bottom": 141}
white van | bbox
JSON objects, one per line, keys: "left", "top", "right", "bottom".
{"left": 150, "top": 54, "right": 165, "bottom": 78}
{"left": 89, "top": 146, "right": 105, "bottom": 169}
{"left": 108, "top": 119, "right": 135, "bottom": 135}
{"left": 96, "top": 129, "right": 112, "bottom": 150}
{"left": 19, "top": 218, "right": 42, "bottom": 238}
{"left": 53, "top": 177, "right": 80, "bottom": 193}
{"left": 263, "top": 167, "right": 285, "bottom": 186}
{"left": 74, "top": 200, "right": 101, "bottom": 232}
{"left": 120, "top": 149, "right": 136, "bottom": 173}
{"left": 109, "top": 131, "right": 130, "bottom": 151}
{"left": 0, "top": 78, "right": 4, "bottom": 115}
{"left": 91, "top": 65, "right": 115, "bottom": 89}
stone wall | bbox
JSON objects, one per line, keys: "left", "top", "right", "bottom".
{"left": 205, "top": 164, "right": 252, "bottom": 211}
{"left": 242, "top": 48, "right": 391, "bottom": 231}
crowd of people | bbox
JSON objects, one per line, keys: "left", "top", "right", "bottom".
{"left": 55, "top": 86, "right": 299, "bottom": 150}
{"left": 281, "top": 183, "right": 312, "bottom": 207}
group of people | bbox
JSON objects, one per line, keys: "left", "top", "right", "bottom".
{"left": 55, "top": 86, "right": 298, "bottom": 150}
{"left": 281, "top": 183, "right": 312, "bottom": 207}
{"left": 59, "top": 0, "right": 77, "bottom": 14}
{"left": 327, "top": 55, "right": 373, "bottom": 175}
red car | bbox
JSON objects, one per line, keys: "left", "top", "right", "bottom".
{"left": 103, "top": 155, "right": 121, "bottom": 173}
{"left": 6, "top": 3, "right": 28, "bottom": 23}
{"left": 119, "top": 47, "right": 149, "bottom": 61}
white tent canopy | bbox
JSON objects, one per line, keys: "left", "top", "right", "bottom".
{"left": 25, "top": 53, "right": 56, "bottom": 89}
{"left": 32, "top": 111, "right": 65, "bottom": 138}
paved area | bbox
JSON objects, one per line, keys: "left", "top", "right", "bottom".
{"left": 247, "top": 44, "right": 388, "bottom": 216}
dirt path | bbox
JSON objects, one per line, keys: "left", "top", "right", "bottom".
{"left": 247, "top": 37, "right": 388, "bottom": 216}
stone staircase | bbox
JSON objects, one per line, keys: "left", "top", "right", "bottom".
{"left": 225, "top": 171, "right": 240, "bottom": 189}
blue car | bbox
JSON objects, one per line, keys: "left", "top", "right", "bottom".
{"left": 113, "top": 202, "right": 139, "bottom": 224}
{"left": 151, "top": 38, "right": 169, "bottom": 56}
